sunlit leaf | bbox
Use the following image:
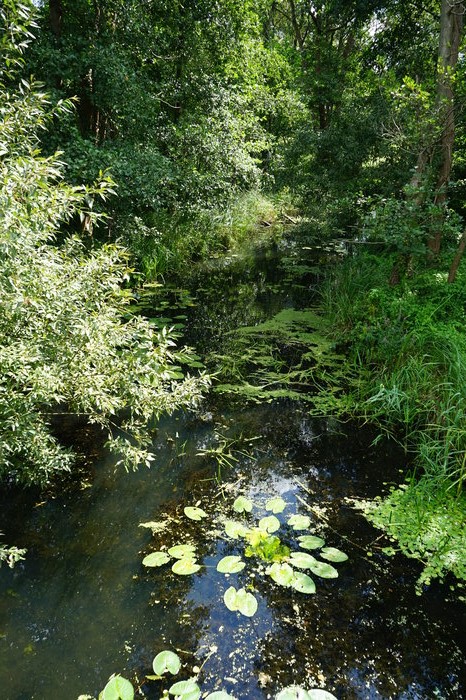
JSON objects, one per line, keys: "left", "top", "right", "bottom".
{"left": 216, "top": 555, "right": 246, "bottom": 574}
{"left": 223, "top": 586, "right": 258, "bottom": 617}
{"left": 102, "top": 675, "right": 134, "bottom": 700}
{"left": 184, "top": 506, "right": 208, "bottom": 521}
{"left": 308, "top": 560, "right": 338, "bottom": 579}
{"left": 168, "top": 544, "right": 196, "bottom": 559}
{"left": 287, "top": 514, "right": 311, "bottom": 530}
{"left": 224, "top": 586, "right": 238, "bottom": 612}
{"left": 152, "top": 650, "right": 181, "bottom": 675}
{"left": 205, "top": 692, "right": 237, "bottom": 699}
{"left": 259, "top": 515, "right": 280, "bottom": 533}
{"left": 172, "top": 559, "right": 201, "bottom": 575}
{"left": 308, "top": 691, "right": 338, "bottom": 700}
{"left": 265, "top": 497, "right": 286, "bottom": 514}
{"left": 320, "top": 547, "right": 348, "bottom": 563}
{"left": 235, "top": 587, "right": 258, "bottom": 617}
{"left": 291, "top": 571, "right": 316, "bottom": 594}
{"left": 142, "top": 551, "right": 171, "bottom": 567}
{"left": 224, "top": 520, "right": 248, "bottom": 539}
{"left": 297, "top": 535, "right": 325, "bottom": 550}
{"left": 168, "top": 678, "right": 201, "bottom": 699}
{"left": 233, "top": 496, "right": 253, "bottom": 513}
{"left": 288, "top": 551, "right": 317, "bottom": 570}
{"left": 267, "top": 562, "right": 294, "bottom": 587}
{"left": 275, "top": 686, "right": 312, "bottom": 700}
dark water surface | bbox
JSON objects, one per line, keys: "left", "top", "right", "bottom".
{"left": 0, "top": 238, "right": 465, "bottom": 699}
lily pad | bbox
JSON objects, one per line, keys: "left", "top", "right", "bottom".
{"left": 275, "top": 686, "right": 312, "bottom": 700}
{"left": 172, "top": 559, "right": 201, "bottom": 575}
{"left": 297, "top": 535, "right": 325, "bottom": 550}
{"left": 184, "top": 506, "right": 208, "bottom": 521}
{"left": 265, "top": 497, "right": 286, "bottom": 514}
{"left": 224, "top": 520, "right": 248, "bottom": 539}
{"left": 320, "top": 547, "right": 348, "bottom": 563}
{"left": 152, "top": 650, "right": 181, "bottom": 676}
{"left": 267, "top": 562, "right": 294, "bottom": 587}
{"left": 288, "top": 551, "right": 317, "bottom": 570}
{"left": 307, "top": 560, "right": 339, "bottom": 579}
{"left": 223, "top": 586, "right": 258, "bottom": 617}
{"left": 287, "top": 514, "right": 311, "bottom": 530}
{"left": 205, "top": 692, "right": 237, "bottom": 699}
{"left": 102, "top": 675, "right": 134, "bottom": 700}
{"left": 259, "top": 515, "right": 281, "bottom": 533}
{"left": 233, "top": 496, "right": 253, "bottom": 513}
{"left": 142, "top": 551, "right": 171, "bottom": 568}
{"left": 168, "top": 679, "right": 201, "bottom": 700}
{"left": 309, "top": 691, "right": 338, "bottom": 700}
{"left": 216, "top": 555, "right": 246, "bottom": 574}
{"left": 168, "top": 544, "right": 197, "bottom": 559}
{"left": 291, "top": 571, "right": 316, "bottom": 594}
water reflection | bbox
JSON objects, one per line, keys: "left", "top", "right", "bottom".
{"left": 1, "top": 236, "right": 465, "bottom": 699}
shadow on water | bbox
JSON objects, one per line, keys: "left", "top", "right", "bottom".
{"left": 0, "top": 235, "right": 465, "bottom": 699}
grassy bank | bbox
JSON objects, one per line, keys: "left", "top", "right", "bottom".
{"left": 320, "top": 251, "right": 466, "bottom": 595}
{"left": 122, "top": 191, "right": 293, "bottom": 282}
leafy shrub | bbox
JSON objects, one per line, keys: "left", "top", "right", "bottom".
{"left": 0, "top": 1, "right": 208, "bottom": 489}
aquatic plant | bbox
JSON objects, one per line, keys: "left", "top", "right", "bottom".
{"left": 142, "top": 493, "right": 348, "bottom": 616}
{"left": 79, "top": 650, "right": 338, "bottom": 700}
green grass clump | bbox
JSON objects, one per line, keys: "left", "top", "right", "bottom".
{"left": 321, "top": 252, "right": 466, "bottom": 592}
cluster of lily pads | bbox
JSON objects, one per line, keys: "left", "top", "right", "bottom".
{"left": 142, "top": 494, "right": 348, "bottom": 617}
{"left": 93, "top": 649, "right": 337, "bottom": 700}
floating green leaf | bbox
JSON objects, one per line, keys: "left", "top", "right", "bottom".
{"left": 291, "top": 571, "right": 316, "bottom": 594}
{"left": 288, "top": 551, "right": 317, "bottom": 570}
{"left": 172, "top": 559, "right": 201, "bottom": 575}
{"left": 265, "top": 497, "right": 286, "bottom": 514}
{"left": 223, "top": 586, "right": 258, "bottom": 617}
{"left": 205, "top": 692, "right": 237, "bottom": 699}
{"left": 275, "top": 686, "right": 312, "bottom": 700}
{"left": 216, "top": 555, "right": 245, "bottom": 574}
{"left": 102, "top": 675, "right": 134, "bottom": 700}
{"left": 233, "top": 496, "right": 253, "bottom": 513}
{"left": 307, "top": 560, "right": 338, "bottom": 579}
{"left": 320, "top": 547, "right": 348, "bottom": 563}
{"left": 267, "top": 562, "right": 294, "bottom": 587}
{"left": 259, "top": 515, "right": 280, "bottom": 533}
{"left": 142, "top": 551, "right": 171, "bottom": 568}
{"left": 297, "top": 535, "right": 325, "bottom": 550}
{"left": 308, "top": 691, "right": 338, "bottom": 700}
{"left": 168, "top": 678, "right": 201, "bottom": 700}
{"left": 287, "top": 514, "right": 311, "bottom": 530}
{"left": 152, "top": 650, "right": 181, "bottom": 676}
{"left": 224, "top": 520, "right": 248, "bottom": 539}
{"left": 168, "top": 544, "right": 196, "bottom": 559}
{"left": 184, "top": 506, "right": 208, "bottom": 521}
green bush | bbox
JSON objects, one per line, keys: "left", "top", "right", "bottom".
{"left": 0, "top": 1, "right": 208, "bottom": 489}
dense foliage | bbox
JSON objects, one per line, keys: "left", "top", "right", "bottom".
{"left": 1, "top": 0, "right": 466, "bottom": 593}
{"left": 0, "top": 0, "right": 208, "bottom": 560}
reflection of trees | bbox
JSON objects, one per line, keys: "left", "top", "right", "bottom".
{"left": 135, "top": 405, "right": 466, "bottom": 700}
{"left": 254, "top": 545, "right": 465, "bottom": 700}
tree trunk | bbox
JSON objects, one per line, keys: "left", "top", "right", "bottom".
{"left": 49, "top": 0, "right": 63, "bottom": 38}
{"left": 428, "top": 0, "right": 464, "bottom": 254}
{"left": 448, "top": 230, "right": 466, "bottom": 282}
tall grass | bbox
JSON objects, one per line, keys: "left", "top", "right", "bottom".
{"left": 121, "top": 190, "right": 288, "bottom": 282}
{"left": 321, "top": 253, "right": 466, "bottom": 590}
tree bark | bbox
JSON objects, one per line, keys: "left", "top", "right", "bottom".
{"left": 429, "top": 0, "right": 464, "bottom": 254}
{"left": 49, "top": 0, "right": 63, "bottom": 38}
{"left": 448, "top": 229, "right": 466, "bottom": 282}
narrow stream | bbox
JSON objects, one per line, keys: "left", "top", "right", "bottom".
{"left": 0, "top": 234, "right": 465, "bottom": 699}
